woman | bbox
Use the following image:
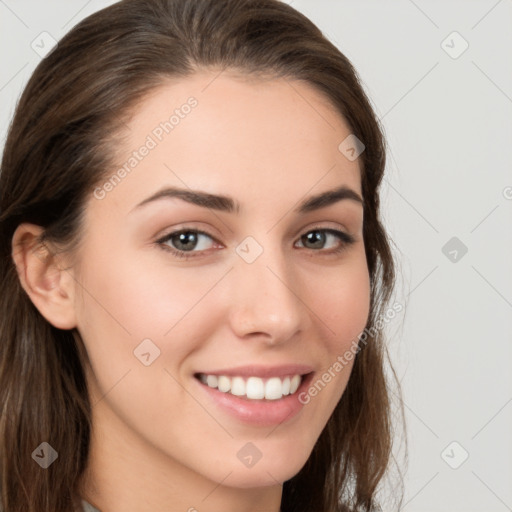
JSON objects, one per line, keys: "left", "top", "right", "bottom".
{"left": 0, "top": 0, "right": 404, "bottom": 511}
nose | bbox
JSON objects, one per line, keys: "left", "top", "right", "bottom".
{"left": 227, "top": 244, "right": 308, "bottom": 345}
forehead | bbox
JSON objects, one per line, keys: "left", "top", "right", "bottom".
{"left": 130, "top": 70, "right": 355, "bottom": 145}
{"left": 93, "top": 70, "right": 363, "bottom": 216}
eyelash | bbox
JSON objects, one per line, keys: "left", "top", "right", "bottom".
{"left": 155, "top": 225, "right": 356, "bottom": 260}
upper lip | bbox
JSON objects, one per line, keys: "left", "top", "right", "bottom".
{"left": 195, "top": 364, "right": 314, "bottom": 379}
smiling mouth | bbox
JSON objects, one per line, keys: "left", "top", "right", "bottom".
{"left": 194, "top": 372, "right": 310, "bottom": 401}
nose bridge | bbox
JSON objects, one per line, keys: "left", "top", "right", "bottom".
{"left": 228, "top": 237, "right": 306, "bottom": 342}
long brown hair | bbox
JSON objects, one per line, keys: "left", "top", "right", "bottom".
{"left": 0, "top": 1, "right": 405, "bottom": 510}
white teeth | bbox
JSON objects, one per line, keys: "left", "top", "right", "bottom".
{"left": 246, "top": 377, "right": 265, "bottom": 399}
{"left": 217, "top": 375, "right": 231, "bottom": 393}
{"left": 230, "top": 376, "right": 246, "bottom": 396}
{"left": 206, "top": 375, "right": 218, "bottom": 388}
{"left": 265, "top": 377, "right": 283, "bottom": 400}
{"left": 289, "top": 375, "right": 301, "bottom": 394}
{"left": 282, "top": 376, "right": 291, "bottom": 396}
{"left": 198, "top": 373, "right": 304, "bottom": 400}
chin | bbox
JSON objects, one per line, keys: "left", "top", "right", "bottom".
{"left": 206, "top": 448, "right": 311, "bottom": 489}
{"left": 222, "top": 465, "right": 302, "bottom": 489}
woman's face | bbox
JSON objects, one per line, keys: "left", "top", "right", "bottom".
{"left": 73, "top": 70, "right": 370, "bottom": 491}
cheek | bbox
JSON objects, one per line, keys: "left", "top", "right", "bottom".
{"left": 74, "top": 247, "right": 216, "bottom": 422}
{"left": 77, "top": 243, "right": 215, "bottom": 343}
{"left": 74, "top": 242, "right": 235, "bottom": 412}
{"left": 307, "top": 254, "right": 371, "bottom": 353}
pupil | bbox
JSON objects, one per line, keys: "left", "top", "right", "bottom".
{"left": 305, "top": 231, "right": 324, "bottom": 249}
{"left": 176, "top": 231, "right": 197, "bottom": 250}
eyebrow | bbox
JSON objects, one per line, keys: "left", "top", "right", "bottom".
{"left": 131, "top": 184, "right": 363, "bottom": 215}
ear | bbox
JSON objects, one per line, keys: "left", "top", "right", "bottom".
{"left": 11, "top": 223, "right": 78, "bottom": 330}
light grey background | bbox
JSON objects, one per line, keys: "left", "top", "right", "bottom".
{"left": 1, "top": 1, "right": 511, "bottom": 511}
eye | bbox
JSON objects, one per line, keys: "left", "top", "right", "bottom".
{"left": 156, "top": 229, "right": 218, "bottom": 258}
{"left": 156, "top": 226, "right": 355, "bottom": 260}
{"left": 296, "top": 228, "right": 355, "bottom": 253}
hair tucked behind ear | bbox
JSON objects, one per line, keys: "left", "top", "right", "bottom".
{"left": 0, "top": 0, "right": 405, "bottom": 510}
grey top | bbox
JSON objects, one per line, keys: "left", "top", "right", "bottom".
{"left": 82, "top": 500, "right": 101, "bottom": 512}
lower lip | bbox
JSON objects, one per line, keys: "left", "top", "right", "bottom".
{"left": 194, "top": 373, "right": 314, "bottom": 427}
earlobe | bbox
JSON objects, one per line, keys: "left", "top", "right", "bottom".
{"left": 11, "top": 223, "right": 78, "bottom": 330}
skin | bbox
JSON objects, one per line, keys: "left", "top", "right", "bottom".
{"left": 12, "top": 70, "right": 370, "bottom": 512}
